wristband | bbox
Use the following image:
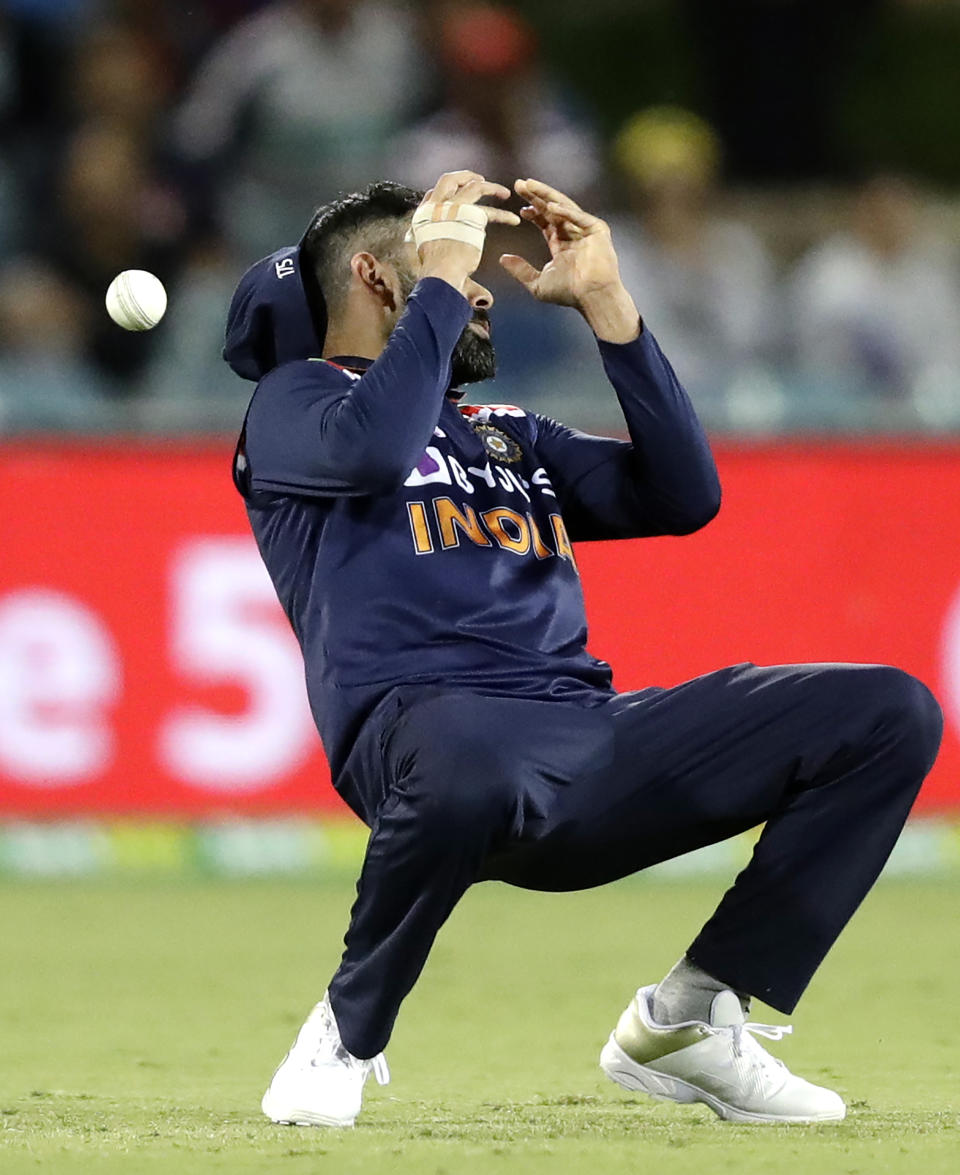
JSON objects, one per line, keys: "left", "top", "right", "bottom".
{"left": 406, "top": 202, "right": 488, "bottom": 253}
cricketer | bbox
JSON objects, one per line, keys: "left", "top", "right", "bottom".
{"left": 224, "top": 171, "right": 943, "bottom": 1127}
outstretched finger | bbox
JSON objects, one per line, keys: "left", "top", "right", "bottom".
{"left": 479, "top": 180, "right": 513, "bottom": 202}
{"left": 516, "top": 177, "right": 584, "bottom": 212}
{"left": 499, "top": 253, "right": 541, "bottom": 291}
{"left": 457, "top": 179, "right": 514, "bottom": 207}
{"left": 519, "top": 188, "right": 551, "bottom": 217}
{"left": 483, "top": 208, "right": 522, "bottom": 226}
{"left": 546, "top": 201, "right": 599, "bottom": 231}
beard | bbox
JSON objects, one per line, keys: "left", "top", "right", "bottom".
{"left": 396, "top": 260, "right": 496, "bottom": 387}
{"left": 450, "top": 311, "right": 496, "bottom": 386}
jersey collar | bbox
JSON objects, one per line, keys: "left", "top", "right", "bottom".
{"left": 326, "top": 355, "right": 467, "bottom": 401}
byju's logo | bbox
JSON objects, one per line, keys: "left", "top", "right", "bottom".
{"left": 275, "top": 258, "right": 295, "bottom": 279}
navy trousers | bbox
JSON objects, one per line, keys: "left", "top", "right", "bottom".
{"left": 329, "top": 663, "right": 943, "bottom": 1059}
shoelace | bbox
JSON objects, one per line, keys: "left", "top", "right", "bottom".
{"left": 323, "top": 1038, "right": 390, "bottom": 1086}
{"left": 369, "top": 1053, "right": 390, "bottom": 1086}
{"left": 725, "top": 1021, "right": 793, "bottom": 1062}
{"left": 335, "top": 1047, "right": 390, "bottom": 1086}
{"left": 308, "top": 1002, "right": 391, "bottom": 1085}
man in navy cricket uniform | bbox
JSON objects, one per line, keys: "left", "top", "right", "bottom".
{"left": 225, "top": 171, "right": 942, "bottom": 1127}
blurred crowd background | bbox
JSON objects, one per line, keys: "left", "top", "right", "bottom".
{"left": 1, "top": 0, "right": 960, "bottom": 436}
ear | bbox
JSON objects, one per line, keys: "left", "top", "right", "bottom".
{"left": 350, "top": 251, "right": 399, "bottom": 313}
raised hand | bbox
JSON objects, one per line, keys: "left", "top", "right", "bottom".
{"left": 499, "top": 178, "right": 640, "bottom": 342}
{"left": 413, "top": 171, "right": 520, "bottom": 286}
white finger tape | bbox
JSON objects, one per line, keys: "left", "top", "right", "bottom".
{"left": 408, "top": 202, "right": 488, "bottom": 253}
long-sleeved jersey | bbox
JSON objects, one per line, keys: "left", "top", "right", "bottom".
{"left": 228, "top": 274, "right": 721, "bottom": 780}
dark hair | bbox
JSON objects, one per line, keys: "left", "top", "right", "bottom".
{"left": 301, "top": 181, "right": 423, "bottom": 317}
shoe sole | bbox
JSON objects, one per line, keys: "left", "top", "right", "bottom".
{"left": 599, "top": 1036, "right": 846, "bottom": 1126}
{"left": 261, "top": 1090, "right": 355, "bottom": 1128}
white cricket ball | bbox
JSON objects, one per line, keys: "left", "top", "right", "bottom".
{"left": 105, "top": 270, "right": 167, "bottom": 331}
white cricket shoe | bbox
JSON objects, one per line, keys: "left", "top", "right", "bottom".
{"left": 599, "top": 984, "right": 846, "bottom": 1125}
{"left": 261, "top": 993, "right": 389, "bottom": 1127}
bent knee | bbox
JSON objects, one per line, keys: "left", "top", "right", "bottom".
{"left": 861, "top": 666, "right": 943, "bottom": 776}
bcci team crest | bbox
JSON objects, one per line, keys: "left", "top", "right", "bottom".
{"left": 473, "top": 423, "right": 522, "bottom": 464}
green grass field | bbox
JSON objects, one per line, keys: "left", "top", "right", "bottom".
{"left": 1, "top": 876, "right": 958, "bottom": 1174}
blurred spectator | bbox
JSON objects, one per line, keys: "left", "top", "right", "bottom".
{"left": 172, "top": 0, "right": 429, "bottom": 258}
{"left": 139, "top": 241, "right": 249, "bottom": 429}
{"left": 0, "top": 258, "right": 110, "bottom": 431}
{"left": 387, "top": 2, "right": 603, "bottom": 416}
{"left": 391, "top": 2, "right": 600, "bottom": 201}
{"left": 110, "top": 0, "right": 268, "bottom": 69}
{"left": 0, "top": 0, "right": 958, "bottom": 438}
{"left": 70, "top": 21, "right": 172, "bottom": 136}
{"left": 791, "top": 174, "right": 960, "bottom": 422}
{"left": 608, "top": 107, "right": 778, "bottom": 416}
{"left": 39, "top": 119, "right": 184, "bottom": 391}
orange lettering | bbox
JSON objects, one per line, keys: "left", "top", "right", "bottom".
{"left": 550, "top": 514, "right": 576, "bottom": 567}
{"left": 527, "top": 513, "right": 554, "bottom": 560}
{"left": 435, "top": 497, "right": 491, "bottom": 549}
{"left": 406, "top": 501, "right": 433, "bottom": 554}
{"left": 482, "top": 507, "right": 531, "bottom": 555}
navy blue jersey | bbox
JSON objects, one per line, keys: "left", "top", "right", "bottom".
{"left": 228, "top": 276, "right": 720, "bottom": 779}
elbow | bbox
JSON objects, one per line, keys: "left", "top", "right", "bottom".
{"left": 671, "top": 480, "right": 722, "bottom": 535}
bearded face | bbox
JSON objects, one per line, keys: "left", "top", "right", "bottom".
{"left": 396, "top": 259, "right": 497, "bottom": 387}
{"left": 450, "top": 309, "right": 496, "bottom": 386}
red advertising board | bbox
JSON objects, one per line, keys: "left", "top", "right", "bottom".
{"left": 2, "top": 440, "right": 959, "bottom": 815}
